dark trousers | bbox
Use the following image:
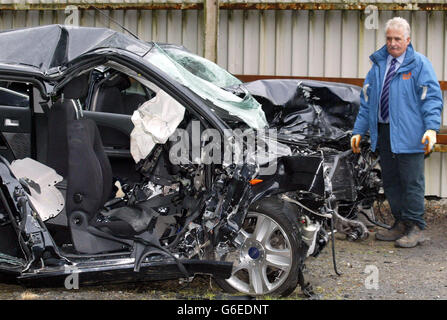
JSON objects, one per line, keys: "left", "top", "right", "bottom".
{"left": 377, "top": 124, "right": 426, "bottom": 229}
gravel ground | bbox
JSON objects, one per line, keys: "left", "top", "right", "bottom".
{"left": 0, "top": 200, "right": 446, "bottom": 300}
{"left": 302, "top": 199, "right": 447, "bottom": 300}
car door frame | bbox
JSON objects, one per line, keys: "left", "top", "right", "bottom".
{"left": 51, "top": 50, "right": 232, "bottom": 186}
{"left": 0, "top": 74, "right": 48, "bottom": 162}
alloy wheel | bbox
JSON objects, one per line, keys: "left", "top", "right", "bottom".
{"left": 223, "top": 211, "right": 293, "bottom": 295}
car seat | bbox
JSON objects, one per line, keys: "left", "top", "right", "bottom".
{"left": 46, "top": 74, "right": 88, "bottom": 177}
{"left": 47, "top": 74, "right": 161, "bottom": 254}
{"left": 93, "top": 73, "right": 130, "bottom": 149}
{"left": 45, "top": 75, "right": 126, "bottom": 253}
{"left": 95, "top": 73, "right": 128, "bottom": 114}
{"left": 95, "top": 72, "right": 146, "bottom": 116}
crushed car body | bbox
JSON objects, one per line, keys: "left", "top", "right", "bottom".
{"left": 0, "top": 25, "right": 383, "bottom": 297}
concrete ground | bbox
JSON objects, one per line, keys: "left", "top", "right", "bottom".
{"left": 0, "top": 200, "right": 446, "bottom": 300}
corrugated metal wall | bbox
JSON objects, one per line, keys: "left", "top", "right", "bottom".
{"left": 0, "top": 8, "right": 205, "bottom": 54}
{"left": 0, "top": 2, "right": 446, "bottom": 196}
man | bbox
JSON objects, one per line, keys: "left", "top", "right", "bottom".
{"left": 351, "top": 17, "right": 443, "bottom": 248}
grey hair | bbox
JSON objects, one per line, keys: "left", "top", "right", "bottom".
{"left": 385, "top": 17, "right": 411, "bottom": 39}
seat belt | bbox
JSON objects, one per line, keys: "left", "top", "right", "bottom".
{"left": 70, "top": 99, "right": 84, "bottom": 120}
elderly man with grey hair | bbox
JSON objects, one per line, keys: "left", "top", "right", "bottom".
{"left": 351, "top": 17, "right": 443, "bottom": 247}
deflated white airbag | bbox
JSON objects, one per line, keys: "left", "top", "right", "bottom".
{"left": 130, "top": 89, "right": 185, "bottom": 163}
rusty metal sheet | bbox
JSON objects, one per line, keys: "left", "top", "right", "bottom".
{"left": 1, "top": 2, "right": 447, "bottom": 11}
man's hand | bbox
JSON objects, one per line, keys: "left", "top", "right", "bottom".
{"left": 351, "top": 134, "right": 362, "bottom": 153}
{"left": 421, "top": 130, "right": 437, "bottom": 155}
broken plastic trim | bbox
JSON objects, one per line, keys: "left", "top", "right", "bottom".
{"left": 9, "top": 158, "right": 65, "bottom": 222}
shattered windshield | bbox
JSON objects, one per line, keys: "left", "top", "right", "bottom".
{"left": 143, "top": 44, "right": 267, "bottom": 129}
{"left": 161, "top": 45, "right": 240, "bottom": 88}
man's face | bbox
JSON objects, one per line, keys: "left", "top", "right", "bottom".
{"left": 386, "top": 27, "right": 410, "bottom": 58}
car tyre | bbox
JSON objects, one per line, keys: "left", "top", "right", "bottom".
{"left": 215, "top": 197, "right": 306, "bottom": 297}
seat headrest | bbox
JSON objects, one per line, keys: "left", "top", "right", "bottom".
{"left": 51, "top": 99, "right": 77, "bottom": 120}
{"left": 62, "top": 74, "right": 89, "bottom": 99}
{"left": 103, "top": 73, "right": 131, "bottom": 91}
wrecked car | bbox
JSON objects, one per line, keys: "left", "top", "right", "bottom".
{"left": 0, "top": 25, "right": 383, "bottom": 297}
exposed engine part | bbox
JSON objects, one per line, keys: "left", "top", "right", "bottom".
{"left": 322, "top": 161, "right": 334, "bottom": 195}
{"left": 176, "top": 222, "right": 209, "bottom": 259}
{"left": 321, "top": 148, "right": 357, "bottom": 202}
{"left": 330, "top": 205, "right": 369, "bottom": 240}
{"left": 300, "top": 216, "right": 321, "bottom": 257}
{"left": 202, "top": 163, "right": 257, "bottom": 241}
{"left": 356, "top": 202, "right": 391, "bottom": 230}
{"left": 281, "top": 190, "right": 368, "bottom": 242}
{"left": 281, "top": 194, "right": 332, "bottom": 218}
{"left": 298, "top": 215, "right": 329, "bottom": 258}
{"left": 121, "top": 180, "right": 181, "bottom": 209}
{"left": 203, "top": 175, "right": 226, "bottom": 231}
{"left": 314, "top": 227, "right": 329, "bottom": 257}
{"left": 193, "top": 166, "right": 206, "bottom": 191}
{"left": 214, "top": 242, "right": 230, "bottom": 260}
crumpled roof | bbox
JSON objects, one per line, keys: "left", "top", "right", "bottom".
{"left": 0, "top": 25, "right": 151, "bottom": 73}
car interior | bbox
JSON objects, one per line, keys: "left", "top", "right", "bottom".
{"left": 0, "top": 63, "right": 205, "bottom": 256}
